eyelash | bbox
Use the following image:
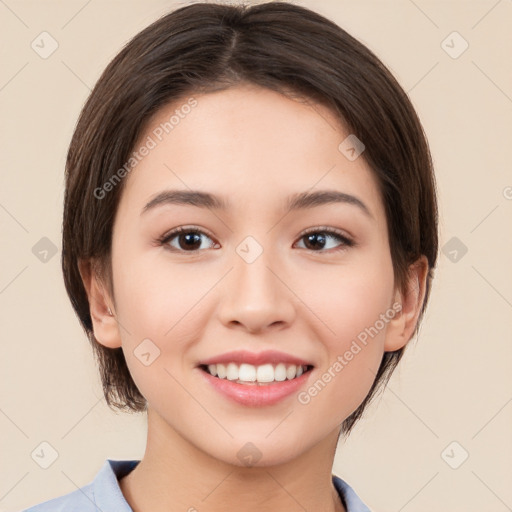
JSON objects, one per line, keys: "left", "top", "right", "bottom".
{"left": 156, "top": 225, "right": 355, "bottom": 254}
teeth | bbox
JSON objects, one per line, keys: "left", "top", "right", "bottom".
{"left": 274, "top": 363, "right": 287, "bottom": 381}
{"left": 203, "top": 362, "right": 309, "bottom": 383}
{"left": 257, "top": 364, "right": 274, "bottom": 383}
{"left": 226, "top": 362, "right": 239, "bottom": 381}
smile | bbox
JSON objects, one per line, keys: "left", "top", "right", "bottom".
{"left": 200, "top": 362, "right": 313, "bottom": 385}
{"left": 197, "top": 364, "right": 314, "bottom": 407}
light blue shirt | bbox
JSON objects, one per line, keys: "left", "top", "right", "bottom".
{"left": 22, "top": 459, "right": 371, "bottom": 511}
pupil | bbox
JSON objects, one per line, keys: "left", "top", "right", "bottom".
{"left": 181, "top": 232, "right": 201, "bottom": 250}
{"left": 307, "top": 233, "right": 325, "bottom": 249}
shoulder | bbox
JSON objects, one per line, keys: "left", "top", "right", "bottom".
{"left": 21, "top": 459, "right": 140, "bottom": 512}
{"left": 332, "top": 474, "right": 372, "bottom": 512}
{"left": 22, "top": 483, "right": 96, "bottom": 512}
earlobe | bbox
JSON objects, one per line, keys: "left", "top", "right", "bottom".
{"left": 78, "top": 259, "right": 122, "bottom": 349}
{"left": 384, "top": 255, "right": 429, "bottom": 352}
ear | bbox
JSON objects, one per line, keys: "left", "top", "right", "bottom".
{"left": 384, "top": 255, "right": 429, "bottom": 352}
{"left": 78, "top": 259, "right": 122, "bottom": 349}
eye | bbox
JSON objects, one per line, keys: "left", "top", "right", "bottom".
{"left": 158, "top": 226, "right": 218, "bottom": 252}
{"left": 157, "top": 226, "right": 355, "bottom": 253}
{"left": 295, "top": 227, "right": 355, "bottom": 252}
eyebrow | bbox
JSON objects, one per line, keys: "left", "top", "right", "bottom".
{"left": 142, "top": 189, "right": 373, "bottom": 219}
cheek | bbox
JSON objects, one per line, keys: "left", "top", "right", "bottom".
{"left": 111, "top": 245, "right": 217, "bottom": 396}
{"left": 317, "top": 248, "right": 395, "bottom": 349}
{"left": 305, "top": 254, "right": 395, "bottom": 414}
{"left": 327, "top": 280, "right": 393, "bottom": 351}
{"left": 111, "top": 253, "right": 207, "bottom": 411}
{"left": 112, "top": 240, "right": 207, "bottom": 336}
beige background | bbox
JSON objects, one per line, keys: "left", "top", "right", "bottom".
{"left": 1, "top": 0, "right": 511, "bottom": 511}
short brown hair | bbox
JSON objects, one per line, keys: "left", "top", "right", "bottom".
{"left": 62, "top": 1, "right": 438, "bottom": 437}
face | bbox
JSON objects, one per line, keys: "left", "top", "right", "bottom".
{"left": 103, "top": 83, "right": 404, "bottom": 466}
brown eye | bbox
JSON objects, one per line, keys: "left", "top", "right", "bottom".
{"left": 158, "top": 226, "right": 354, "bottom": 254}
{"left": 296, "top": 228, "right": 354, "bottom": 252}
{"left": 160, "top": 227, "right": 217, "bottom": 252}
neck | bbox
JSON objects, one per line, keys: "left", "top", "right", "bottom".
{"left": 119, "top": 407, "right": 346, "bottom": 512}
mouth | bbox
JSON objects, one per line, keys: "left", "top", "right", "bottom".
{"left": 198, "top": 362, "right": 314, "bottom": 386}
{"left": 197, "top": 362, "right": 315, "bottom": 406}
{"left": 196, "top": 349, "right": 316, "bottom": 406}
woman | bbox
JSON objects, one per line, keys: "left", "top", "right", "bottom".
{"left": 24, "top": 2, "right": 438, "bottom": 511}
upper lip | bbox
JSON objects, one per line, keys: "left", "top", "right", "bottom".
{"left": 198, "top": 350, "right": 314, "bottom": 368}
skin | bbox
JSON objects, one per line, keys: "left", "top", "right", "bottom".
{"left": 80, "top": 83, "right": 428, "bottom": 512}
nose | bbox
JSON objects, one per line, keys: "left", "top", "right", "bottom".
{"left": 216, "top": 246, "right": 296, "bottom": 334}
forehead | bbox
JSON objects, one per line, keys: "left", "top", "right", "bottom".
{"left": 117, "top": 84, "right": 385, "bottom": 223}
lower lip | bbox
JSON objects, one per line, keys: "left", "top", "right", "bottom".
{"left": 198, "top": 367, "right": 313, "bottom": 407}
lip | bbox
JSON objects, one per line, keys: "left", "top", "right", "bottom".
{"left": 197, "top": 365, "right": 314, "bottom": 407}
{"left": 197, "top": 349, "right": 314, "bottom": 367}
